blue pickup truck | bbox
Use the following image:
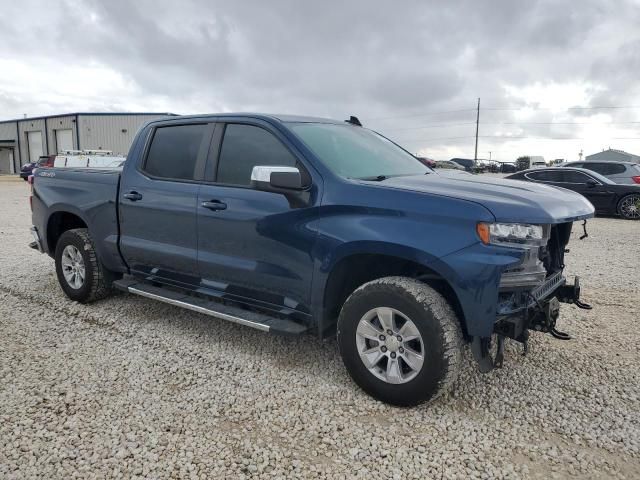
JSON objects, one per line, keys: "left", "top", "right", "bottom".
{"left": 29, "top": 114, "right": 594, "bottom": 406}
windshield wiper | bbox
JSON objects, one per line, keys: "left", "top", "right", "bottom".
{"left": 357, "top": 175, "right": 389, "bottom": 181}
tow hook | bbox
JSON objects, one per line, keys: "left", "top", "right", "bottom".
{"left": 557, "top": 276, "right": 593, "bottom": 310}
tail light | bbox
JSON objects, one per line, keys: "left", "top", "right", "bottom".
{"left": 632, "top": 176, "right": 640, "bottom": 184}
{"left": 28, "top": 174, "right": 34, "bottom": 211}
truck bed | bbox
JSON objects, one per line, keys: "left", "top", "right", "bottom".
{"left": 31, "top": 167, "right": 125, "bottom": 272}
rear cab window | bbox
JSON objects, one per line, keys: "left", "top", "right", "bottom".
{"left": 143, "top": 124, "right": 207, "bottom": 180}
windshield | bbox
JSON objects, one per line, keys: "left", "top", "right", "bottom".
{"left": 289, "top": 123, "right": 428, "bottom": 179}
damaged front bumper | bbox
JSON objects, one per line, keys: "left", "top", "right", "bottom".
{"left": 472, "top": 273, "right": 590, "bottom": 373}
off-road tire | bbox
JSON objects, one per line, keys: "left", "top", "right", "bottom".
{"left": 54, "top": 228, "right": 119, "bottom": 303}
{"left": 337, "top": 276, "right": 463, "bottom": 406}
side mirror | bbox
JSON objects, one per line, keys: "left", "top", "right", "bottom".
{"left": 251, "top": 166, "right": 303, "bottom": 192}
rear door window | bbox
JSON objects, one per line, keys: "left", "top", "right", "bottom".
{"left": 216, "top": 124, "right": 297, "bottom": 186}
{"left": 583, "top": 163, "right": 625, "bottom": 175}
{"left": 144, "top": 124, "right": 207, "bottom": 180}
{"left": 560, "top": 171, "right": 593, "bottom": 184}
{"left": 525, "top": 171, "right": 559, "bottom": 182}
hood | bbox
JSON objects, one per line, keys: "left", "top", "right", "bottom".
{"left": 373, "top": 173, "right": 595, "bottom": 224}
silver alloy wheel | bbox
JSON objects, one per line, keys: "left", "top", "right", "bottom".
{"left": 61, "top": 245, "right": 86, "bottom": 289}
{"left": 355, "top": 307, "right": 425, "bottom": 384}
{"left": 620, "top": 194, "right": 640, "bottom": 219}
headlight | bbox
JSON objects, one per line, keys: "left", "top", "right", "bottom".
{"left": 477, "top": 222, "right": 548, "bottom": 247}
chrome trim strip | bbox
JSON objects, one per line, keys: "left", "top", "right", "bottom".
{"left": 128, "top": 286, "right": 270, "bottom": 332}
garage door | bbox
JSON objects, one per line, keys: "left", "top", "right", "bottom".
{"left": 0, "top": 149, "right": 12, "bottom": 174}
{"left": 55, "top": 129, "right": 73, "bottom": 153}
{"left": 27, "top": 131, "right": 43, "bottom": 163}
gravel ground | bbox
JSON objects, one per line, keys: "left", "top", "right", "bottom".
{"left": 0, "top": 180, "right": 639, "bottom": 479}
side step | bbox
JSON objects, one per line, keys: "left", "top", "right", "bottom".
{"left": 113, "top": 279, "right": 309, "bottom": 336}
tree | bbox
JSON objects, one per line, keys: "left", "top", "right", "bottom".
{"left": 516, "top": 156, "right": 531, "bottom": 171}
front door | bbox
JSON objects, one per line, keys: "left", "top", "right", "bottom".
{"left": 119, "top": 122, "right": 212, "bottom": 286}
{"left": 197, "top": 122, "right": 319, "bottom": 314}
{"left": 558, "top": 170, "right": 615, "bottom": 211}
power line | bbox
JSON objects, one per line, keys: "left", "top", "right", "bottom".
{"left": 487, "top": 121, "right": 640, "bottom": 125}
{"left": 365, "top": 104, "right": 640, "bottom": 123}
{"left": 483, "top": 105, "right": 640, "bottom": 111}
{"left": 366, "top": 108, "right": 476, "bottom": 121}
{"left": 384, "top": 120, "right": 640, "bottom": 132}
{"left": 382, "top": 122, "right": 477, "bottom": 131}
{"left": 394, "top": 134, "right": 640, "bottom": 143}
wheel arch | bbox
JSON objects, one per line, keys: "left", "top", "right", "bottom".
{"left": 46, "top": 208, "right": 88, "bottom": 256}
{"left": 315, "top": 244, "right": 467, "bottom": 339}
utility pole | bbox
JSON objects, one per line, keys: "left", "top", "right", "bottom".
{"left": 474, "top": 97, "right": 480, "bottom": 166}
{"left": 489, "top": 151, "right": 492, "bottom": 161}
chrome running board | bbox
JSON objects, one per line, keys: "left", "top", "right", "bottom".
{"left": 113, "top": 279, "right": 308, "bottom": 336}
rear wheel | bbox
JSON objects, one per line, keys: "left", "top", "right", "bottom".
{"left": 54, "top": 228, "right": 120, "bottom": 303}
{"left": 337, "top": 276, "right": 463, "bottom": 406}
{"left": 618, "top": 194, "right": 640, "bottom": 220}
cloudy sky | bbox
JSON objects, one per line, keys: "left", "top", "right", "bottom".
{"left": 1, "top": 0, "right": 639, "bottom": 161}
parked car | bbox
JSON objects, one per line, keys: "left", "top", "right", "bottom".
{"left": 19, "top": 155, "right": 55, "bottom": 180}
{"left": 29, "top": 113, "right": 594, "bottom": 406}
{"left": 434, "top": 160, "right": 465, "bottom": 170}
{"left": 499, "top": 163, "right": 517, "bottom": 174}
{"left": 561, "top": 161, "right": 640, "bottom": 185}
{"left": 506, "top": 167, "right": 640, "bottom": 220}
{"left": 450, "top": 158, "right": 475, "bottom": 171}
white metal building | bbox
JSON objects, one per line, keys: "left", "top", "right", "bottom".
{"left": 585, "top": 148, "right": 640, "bottom": 163}
{"left": 0, "top": 112, "right": 175, "bottom": 174}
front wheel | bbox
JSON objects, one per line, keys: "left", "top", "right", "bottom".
{"left": 337, "top": 276, "right": 463, "bottom": 406}
{"left": 618, "top": 194, "right": 640, "bottom": 220}
{"left": 54, "top": 228, "right": 119, "bottom": 303}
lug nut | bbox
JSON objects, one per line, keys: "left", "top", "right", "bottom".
{"left": 396, "top": 335, "right": 402, "bottom": 342}
{"left": 390, "top": 352, "right": 396, "bottom": 359}
{"left": 387, "top": 330, "right": 393, "bottom": 335}
{"left": 381, "top": 346, "right": 387, "bottom": 352}
{"left": 399, "top": 347, "right": 404, "bottom": 354}
{"left": 379, "top": 334, "right": 386, "bottom": 341}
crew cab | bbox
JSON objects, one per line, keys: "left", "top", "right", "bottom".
{"left": 29, "top": 114, "right": 594, "bottom": 406}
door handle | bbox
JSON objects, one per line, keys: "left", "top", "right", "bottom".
{"left": 201, "top": 200, "right": 227, "bottom": 211}
{"left": 123, "top": 191, "right": 143, "bottom": 201}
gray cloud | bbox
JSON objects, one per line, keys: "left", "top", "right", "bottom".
{"left": 0, "top": 0, "right": 639, "bottom": 160}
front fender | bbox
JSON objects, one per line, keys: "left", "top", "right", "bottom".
{"left": 431, "top": 242, "right": 523, "bottom": 337}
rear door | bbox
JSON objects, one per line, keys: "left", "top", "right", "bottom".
{"left": 119, "top": 121, "right": 213, "bottom": 286}
{"left": 196, "top": 121, "right": 319, "bottom": 314}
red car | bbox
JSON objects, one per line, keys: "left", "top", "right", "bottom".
{"left": 20, "top": 155, "right": 55, "bottom": 181}
{"left": 416, "top": 156, "right": 436, "bottom": 168}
